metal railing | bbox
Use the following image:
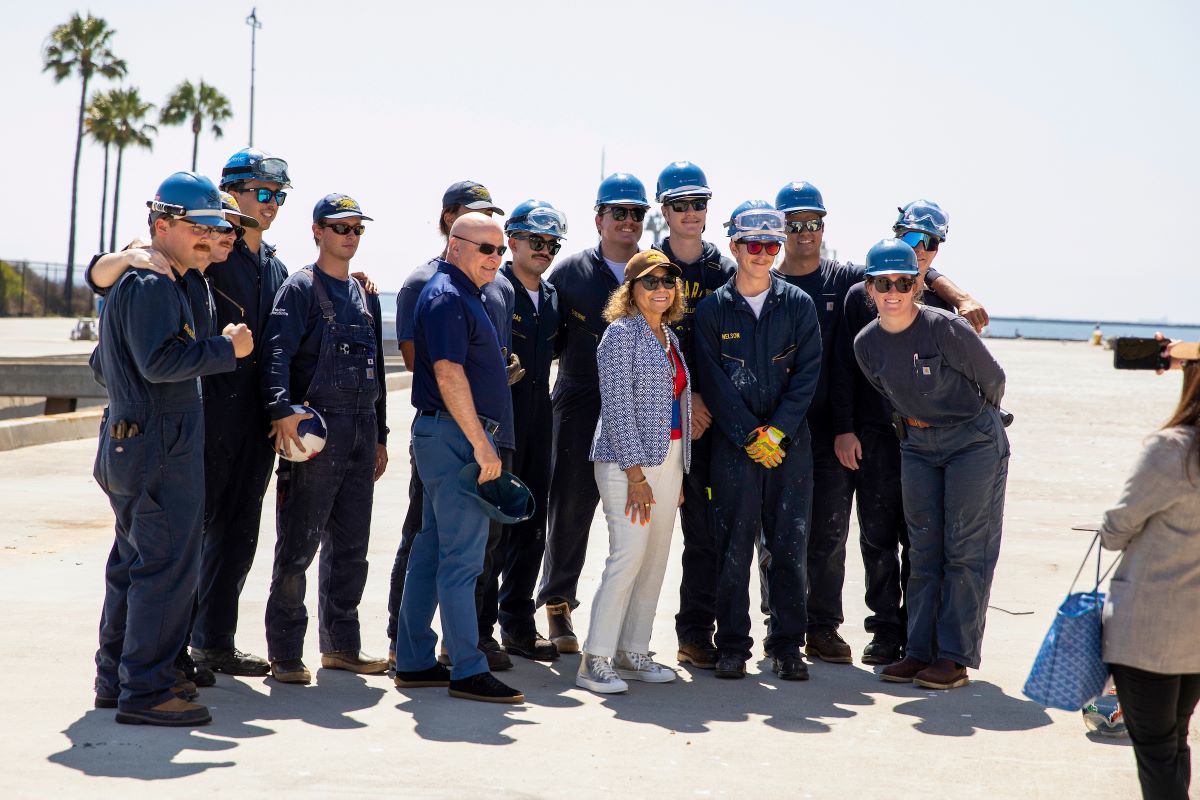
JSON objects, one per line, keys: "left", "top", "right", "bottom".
{"left": 0, "top": 260, "right": 95, "bottom": 318}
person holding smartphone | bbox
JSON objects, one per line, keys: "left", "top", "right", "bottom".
{"left": 852, "top": 238, "right": 1008, "bottom": 691}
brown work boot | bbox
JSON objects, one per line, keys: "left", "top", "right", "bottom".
{"left": 805, "top": 627, "right": 853, "bottom": 664}
{"left": 879, "top": 656, "right": 930, "bottom": 683}
{"left": 913, "top": 658, "right": 970, "bottom": 690}
{"left": 321, "top": 650, "right": 389, "bottom": 674}
{"left": 546, "top": 602, "right": 579, "bottom": 654}
{"left": 677, "top": 641, "right": 718, "bottom": 670}
{"left": 115, "top": 697, "right": 211, "bottom": 727}
{"left": 270, "top": 658, "right": 312, "bottom": 684}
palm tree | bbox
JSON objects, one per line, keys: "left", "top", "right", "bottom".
{"left": 43, "top": 13, "right": 127, "bottom": 310}
{"left": 85, "top": 90, "right": 120, "bottom": 252}
{"left": 160, "top": 80, "right": 232, "bottom": 171}
{"left": 107, "top": 89, "right": 157, "bottom": 252}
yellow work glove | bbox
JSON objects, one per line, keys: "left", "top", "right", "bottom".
{"left": 744, "top": 425, "right": 787, "bottom": 468}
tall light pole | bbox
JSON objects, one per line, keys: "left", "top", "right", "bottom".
{"left": 246, "top": 8, "right": 262, "bottom": 146}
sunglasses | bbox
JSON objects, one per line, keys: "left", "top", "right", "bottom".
{"left": 786, "top": 219, "right": 824, "bottom": 234}
{"left": 218, "top": 225, "right": 245, "bottom": 239}
{"left": 636, "top": 275, "right": 678, "bottom": 290}
{"left": 512, "top": 234, "right": 562, "bottom": 255}
{"left": 740, "top": 241, "right": 782, "bottom": 256}
{"left": 869, "top": 275, "right": 917, "bottom": 293}
{"left": 453, "top": 235, "right": 507, "bottom": 257}
{"left": 320, "top": 222, "right": 365, "bottom": 236}
{"left": 668, "top": 199, "right": 708, "bottom": 213}
{"left": 237, "top": 187, "right": 288, "bottom": 206}
{"left": 603, "top": 207, "right": 647, "bottom": 223}
{"left": 899, "top": 230, "right": 940, "bottom": 252}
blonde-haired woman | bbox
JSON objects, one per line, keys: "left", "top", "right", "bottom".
{"left": 576, "top": 249, "right": 692, "bottom": 694}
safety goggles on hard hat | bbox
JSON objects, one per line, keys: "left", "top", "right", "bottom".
{"left": 897, "top": 210, "right": 948, "bottom": 239}
{"left": 223, "top": 156, "right": 291, "bottom": 187}
{"left": 146, "top": 200, "right": 231, "bottom": 229}
{"left": 511, "top": 207, "right": 568, "bottom": 238}
{"left": 727, "top": 209, "right": 786, "bottom": 239}
{"left": 899, "top": 230, "right": 940, "bottom": 252}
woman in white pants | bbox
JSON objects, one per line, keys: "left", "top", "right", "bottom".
{"left": 577, "top": 250, "right": 693, "bottom": 694}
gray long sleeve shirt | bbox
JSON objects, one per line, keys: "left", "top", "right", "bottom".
{"left": 853, "top": 306, "right": 1004, "bottom": 427}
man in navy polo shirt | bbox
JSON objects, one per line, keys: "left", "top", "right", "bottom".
{"left": 393, "top": 212, "right": 524, "bottom": 704}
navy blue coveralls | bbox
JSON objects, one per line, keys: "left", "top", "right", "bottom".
{"left": 853, "top": 305, "right": 1008, "bottom": 669}
{"left": 387, "top": 258, "right": 515, "bottom": 647}
{"left": 489, "top": 263, "right": 559, "bottom": 638}
{"left": 653, "top": 238, "right": 736, "bottom": 647}
{"left": 693, "top": 274, "right": 822, "bottom": 660}
{"left": 194, "top": 238, "right": 288, "bottom": 651}
{"left": 831, "top": 276, "right": 954, "bottom": 645}
{"left": 261, "top": 266, "right": 386, "bottom": 661}
{"left": 537, "top": 245, "right": 624, "bottom": 609}
{"left": 93, "top": 266, "right": 236, "bottom": 710}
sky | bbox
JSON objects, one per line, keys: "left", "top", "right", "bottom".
{"left": 2, "top": 0, "right": 1197, "bottom": 322}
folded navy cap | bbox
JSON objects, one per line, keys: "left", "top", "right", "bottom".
{"left": 457, "top": 463, "right": 535, "bottom": 524}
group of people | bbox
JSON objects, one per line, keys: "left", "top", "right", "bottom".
{"left": 88, "top": 149, "right": 1014, "bottom": 726}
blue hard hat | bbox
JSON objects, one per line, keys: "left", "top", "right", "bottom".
{"left": 505, "top": 199, "right": 568, "bottom": 239}
{"left": 457, "top": 463, "right": 536, "bottom": 524}
{"left": 893, "top": 199, "right": 949, "bottom": 241}
{"left": 656, "top": 160, "right": 712, "bottom": 202}
{"left": 595, "top": 173, "right": 650, "bottom": 210}
{"left": 219, "top": 147, "right": 292, "bottom": 189}
{"left": 725, "top": 200, "right": 785, "bottom": 242}
{"left": 146, "top": 172, "right": 230, "bottom": 229}
{"left": 864, "top": 238, "right": 919, "bottom": 276}
{"left": 775, "top": 181, "right": 827, "bottom": 216}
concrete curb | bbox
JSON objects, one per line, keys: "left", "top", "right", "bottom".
{"left": 0, "top": 371, "right": 413, "bottom": 452}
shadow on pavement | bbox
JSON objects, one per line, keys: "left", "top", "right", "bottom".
{"left": 48, "top": 668, "right": 389, "bottom": 779}
{"left": 890, "top": 679, "right": 1054, "bottom": 736}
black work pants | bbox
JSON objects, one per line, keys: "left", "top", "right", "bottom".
{"left": 474, "top": 448, "right": 515, "bottom": 641}
{"left": 191, "top": 417, "right": 275, "bottom": 650}
{"left": 675, "top": 428, "right": 718, "bottom": 646}
{"left": 536, "top": 381, "right": 601, "bottom": 609}
{"left": 855, "top": 425, "right": 909, "bottom": 644}
{"left": 804, "top": 426, "right": 854, "bottom": 630}
{"left": 1109, "top": 663, "right": 1200, "bottom": 800}
{"left": 711, "top": 425, "right": 813, "bottom": 660}
{"left": 386, "top": 438, "right": 422, "bottom": 645}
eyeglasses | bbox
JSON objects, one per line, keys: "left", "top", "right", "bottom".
{"left": 668, "top": 199, "right": 708, "bottom": 213}
{"left": 898, "top": 230, "right": 940, "bottom": 252}
{"left": 603, "top": 207, "right": 647, "bottom": 223}
{"left": 636, "top": 275, "right": 678, "bottom": 290}
{"left": 237, "top": 187, "right": 288, "bottom": 206}
{"left": 786, "top": 219, "right": 824, "bottom": 234}
{"left": 453, "top": 235, "right": 507, "bottom": 257}
{"left": 740, "top": 241, "right": 782, "bottom": 256}
{"left": 511, "top": 234, "right": 561, "bottom": 255}
{"left": 320, "top": 222, "right": 366, "bottom": 236}
{"left": 868, "top": 275, "right": 917, "bottom": 293}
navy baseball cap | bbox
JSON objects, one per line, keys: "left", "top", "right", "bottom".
{"left": 313, "top": 193, "right": 374, "bottom": 222}
{"left": 457, "top": 463, "right": 535, "bottom": 524}
{"left": 442, "top": 180, "right": 505, "bottom": 216}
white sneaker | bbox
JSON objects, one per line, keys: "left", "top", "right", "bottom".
{"left": 614, "top": 651, "right": 677, "bottom": 683}
{"left": 576, "top": 653, "right": 628, "bottom": 694}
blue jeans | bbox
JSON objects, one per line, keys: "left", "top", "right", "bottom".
{"left": 395, "top": 414, "right": 492, "bottom": 680}
{"left": 900, "top": 407, "right": 1009, "bottom": 669}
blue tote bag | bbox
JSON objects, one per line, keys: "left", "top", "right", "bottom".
{"left": 1023, "top": 533, "right": 1121, "bottom": 711}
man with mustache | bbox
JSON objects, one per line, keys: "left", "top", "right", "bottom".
{"left": 92, "top": 172, "right": 251, "bottom": 725}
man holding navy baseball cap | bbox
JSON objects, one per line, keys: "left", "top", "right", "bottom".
{"left": 260, "top": 193, "right": 388, "bottom": 685}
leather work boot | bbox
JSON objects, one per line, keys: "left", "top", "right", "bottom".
{"left": 479, "top": 638, "right": 513, "bottom": 671}
{"left": 714, "top": 653, "right": 747, "bottom": 679}
{"left": 176, "top": 649, "right": 216, "bottom": 687}
{"left": 191, "top": 647, "right": 270, "bottom": 677}
{"left": 771, "top": 652, "right": 810, "bottom": 681}
{"left": 861, "top": 636, "right": 904, "bottom": 666}
{"left": 676, "top": 641, "right": 718, "bottom": 670}
{"left": 501, "top": 630, "right": 559, "bottom": 661}
{"left": 805, "top": 628, "right": 853, "bottom": 664}
{"left": 545, "top": 602, "right": 579, "bottom": 654}
{"left": 879, "top": 656, "right": 929, "bottom": 683}
{"left": 115, "top": 697, "right": 211, "bottom": 727}
{"left": 321, "top": 650, "right": 388, "bottom": 674}
{"left": 270, "top": 658, "right": 312, "bottom": 685}
{"left": 913, "top": 658, "right": 970, "bottom": 690}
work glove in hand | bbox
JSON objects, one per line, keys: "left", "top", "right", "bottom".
{"left": 505, "top": 352, "right": 526, "bottom": 386}
{"left": 744, "top": 425, "right": 787, "bottom": 468}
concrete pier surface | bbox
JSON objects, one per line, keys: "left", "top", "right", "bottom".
{"left": 1, "top": 339, "right": 1190, "bottom": 798}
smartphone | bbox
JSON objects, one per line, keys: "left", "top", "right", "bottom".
{"left": 1113, "top": 337, "right": 1170, "bottom": 371}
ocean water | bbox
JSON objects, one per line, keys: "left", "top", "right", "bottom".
{"left": 981, "top": 317, "right": 1200, "bottom": 342}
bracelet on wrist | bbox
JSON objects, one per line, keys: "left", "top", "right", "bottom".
{"left": 628, "top": 475, "right": 648, "bottom": 486}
